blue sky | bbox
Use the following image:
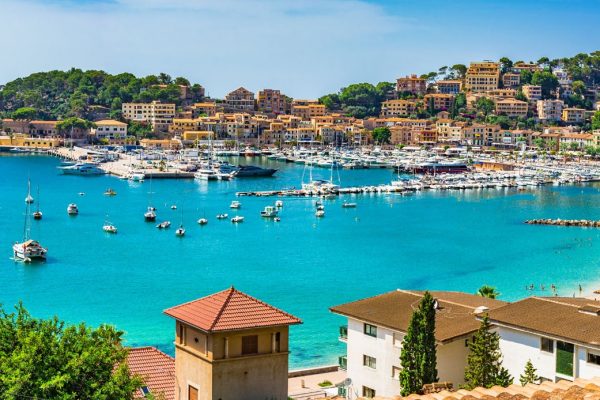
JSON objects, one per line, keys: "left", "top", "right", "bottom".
{"left": 1, "top": 0, "right": 599, "bottom": 98}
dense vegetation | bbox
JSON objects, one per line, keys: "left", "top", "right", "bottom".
{"left": 319, "top": 82, "right": 395, "bottom": 118}
{"left": 0, "top": 69, "right": 204, "bottom": 120}
{"left": 0, "top": 303, "right": 143, "bottom": 399}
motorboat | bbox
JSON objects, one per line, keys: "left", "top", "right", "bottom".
{"left": 13, "top": 240, "right": 47, "bottom": 262}
{"left": 260, "top": 206, "right": 279, "bottom": 218}
{"left": 197, "top": 218, "right": 208, "bottom": 225}
{"left": 175, "top": 225, "right": 186, "bottom": 237}
{"left": 315, "top": 210, "right": 325, "bottom": 217}
{"left": 342, "top": 202, "right": 357, "bottom": 208}
{"left": 33, "top": 185, "right": 42, "bottom": 219}
{"left": 67, "top": 203, "right": 79, "bottom": 215}
{"left": 274, "top": 217, "right": 281, "bottom": 222}
{"left": 275, "top": 200, "right": 283, "bottom": 208}
{"left": 144, "top": 206, "right": 156, "bottom": 221}
{"left": 316, "top": 205, "right": 325, "bottom": 211}
{"left": 25, "top": 179, "right": 34, "bottom": 204}
{"left": 230, "top": 201, "right": 241, "bottom": 209}
{"left": 156, "top": 221, "right": 171, "bottom": 229}
{"left": 233, "top": 165, "right": 277, "bottom": 178}
{"left": 194, "top": 169, "right": 219, "bottom": 181}
{"left": 103, "top": 224, "right": 118, "bottom": 234}
{"left": 58, "top": 162, "right": 105, "bottom": 176}
{"left": 104, "top": 188, "right": 117, "bottom": 196}
{"left": 216, "top": 213, "right": 229, "bottom": 220}
{"left": 231, "top": 216, "right": 244, "bottom": 223}
{"left": 129, "top": 172, "right": 145, "bottom": 181}
{"left": 171, "top": 205, "right": 177, "bottom": 210}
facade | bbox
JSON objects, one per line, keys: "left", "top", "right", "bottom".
{"left": 465, "top": 62, "right": 500, "bottom": 92}
{"left": 522, "top": 85, "right": 542, "bottom": 101}
{"left": 164, "top": 287, "right": 301, "bottom": 400}
{"left": 257, "top": 89, "right": 288, "bottom": 115}
{"left": 122, "top": 101, "right": 176, "bottom": 132}
{"left": 291, "top": 103, "right": 326, "bottom": 120}
{"left": 0, "top": 133, "right": 61, "bottom": 148}
{"left": 396, "top": 75, "right": 427, "bottom": 95}
{"left": 224, "top": 87, "right": 255, "bottom": 113}
{"left": 537, "top": 100, "right": 564, "bottom": 121}
{"left": 562, "top": 108, "right": 586, "bottom": 124}
{"left": 495, "top": 99, "right": 528, "bottom": 118}
{"left": 502, "top": 73, "right": 521, "bottom": 88}
{"left": 91, "top": 119, "right": 128, "bottom": 141}
{"left": 330, "top": 290, "right": 505, "bottom": 398}
{"left": 380, "top": 99, "right": 419, "bottom": 117}
{"left": 487, "top": 297, "right": 600, "bottom": 383}
{"left": 423, "top": 94, "right": 454, "bottom": 111}
{"left": 512, "top": 62, "right": 542, "bottom": 74}
{"left": 435, "top": 80, "right": 462, "bottom": 95}
{"left": 191, "top": 102, "right": 217, "bottom": 117}
{"left": 463, "top": 124, "right": 501, "bottom": 146}
{"left": 559, "top": 133, "right": 595, "bottom": 149}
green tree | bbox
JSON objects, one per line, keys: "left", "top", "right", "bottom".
{"left": 174, "top": 77, "right": 190, "bottom": 86}
{"left": 533, "top": 138, "right": 545, "bottom": 149}
{"left": 464, "top": 315, "right": 512, "bottom": 389}
{"left": 56, "top": 117, "right": 95, "bottom": 133}
{"left": 372, "top": 127, "right": 391, "bottom": 144}
{"left": 0, "top": 303, "right": 143, "bottom": 399}
{"left": 499, "top": 57, "right": 513, "bottom": 73}
{"left": 519, "top": 360, "right": 540, "bottom": 386}
{"left": 591, "top": 111, "right": 600, "bottom": 130}
{"left": 399, "top": 292, "right": 438, "bottom": 396}
{"left": 572, "top": 80, "right": 586, "bottom": 96}
{"left": 475, "top": 97, "right": 495, "bottom": 117}
{"left": 11, "top": 107, "right": 38, "bottom": 120}
{"left": 477, "top": 285, "right": 500, "bottom": 299}
{"left": 531, "top": 71, "right": 559, "bottom": 99}
{"left": 520, "top": 70, "right": 533, "bottom": 85}
{"left": 450, "top": 64, "right": 467, "bottom": 79}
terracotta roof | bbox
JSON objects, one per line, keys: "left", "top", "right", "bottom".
{"left": 95, "top": 119, "right": 127, "bottom": 126}
{"left": 127, "top": 347, "right": 175, "bottom": 400}
{"left": 164, "top": 287, "right": 302, "bottom": 332}
{"left": 330, "top": 290, "right": 506, "bottom": 343}
{"left": 486, "top": 297, "right": 600, "bottom": 346}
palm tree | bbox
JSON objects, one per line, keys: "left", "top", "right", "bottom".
{"left": 477, "top": 285, "right": 500, "bottom": 299}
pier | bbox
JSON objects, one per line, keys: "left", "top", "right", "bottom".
{"left": 525, "top": 219, "right": 600, "bottom": 227}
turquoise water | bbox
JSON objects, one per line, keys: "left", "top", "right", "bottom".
{"left": 2, "top": 155, "right": 600, "bottom": 368}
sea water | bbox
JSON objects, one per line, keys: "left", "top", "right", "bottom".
{"left": 1, "top": 155, "right": 600, "bottom": 368}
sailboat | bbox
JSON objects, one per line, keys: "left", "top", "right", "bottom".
{"left": 24, "top": 179, "right": 34, "bottom": 204}
{"left": 175, "top": 210, "right": 185, "bottom": 236}
{"left": 13, "top": 186, "right": 47, "bottom": 262}
{"left": 103, "top": 215, "right": 118, "bottom": 234}
{"left": 33, "top": 186, "right": 42, "bottom": 220}
{"left": 144, "top": 174, "right": 157, "bottom": 222}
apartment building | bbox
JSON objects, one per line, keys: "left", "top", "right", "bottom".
{"left": 465, "top": 62, "right": 500, "bottom": 92}
{"left": 190, "top": 102, "right": 217, "bottom": 117}
{"left": 122, "top": 101, "right": 176, "bottom": 132}
{"left": 495, "top": 99, "right": 528, "bottom": 118}
{"left": 330, "top": 290, "right": 505, "bottom": 398}
{"left": 463, "top": 124, "right": 501, "bottom": 146}
{"left": 224, "top": 87, "right": 255, "bottom": 113}
{"left": 522, "top": 85, "right": 542, "bottom": 101}
{"left": 537, "top": 99, "right": 564, "bottom": 121}
{"left": 436, "top": 119, "right": 464, "bottom": 143}
{"left": 396, "top": 75, "right": 427, "bottom": 95}
{"left": 423, "top": 94, "right": 454, "bottom": 111}
{"left": 558, "top": 133, "right": 594, "bottom": 149}
{"left": 291, "top": 103, "right": 326, "bottom": 120}
{"left": 257, "top": 89, "right": 288, "bottom": 115}
{"left": 562, "top": 107, "right": 586, "bottom": 124}
{"left": 90, "top": 119, "right": 127, "bottom": 141}
{"left": 380, "top": 99, "right": 419, "bottom": 117}
{"left": 435, "top": 80, "right": 463, "bottom": 95}
{"left": 512, "top": 62, "right": 542, "bottom": 74}
{"left": 502, "top": 73, "right": 521, "bottom": 88}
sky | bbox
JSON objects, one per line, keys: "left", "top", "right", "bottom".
{"left": 1, "top": 0, "right": 600, "bottom": 98}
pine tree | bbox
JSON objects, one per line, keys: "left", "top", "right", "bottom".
{"left": 399, "top": 291, "right": 438, "bottom": 396}
{"left": 519, "top": 360, "right": 540, "bottom": 386}
{"left": 464, "top": 314, "right": 513, "bottom": 389}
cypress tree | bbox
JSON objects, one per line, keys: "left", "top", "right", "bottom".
{"left": 464, "top": 314, "right": 513, "bottom": 389}
{"left": 519, "top": 360, "right": 540, "bottom": 386}
{"left": 400, "top": 291, "right": 438, "bottom": 396}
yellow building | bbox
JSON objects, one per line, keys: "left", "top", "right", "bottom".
{"left": 380, "top": 99, "right": 419, "bottom": 117}
{"left": 122, "top": 101, "right": 176, "bottom": 132}
{"left": 291, "top": 103, "right": 326, "bottom": 120}
{"left": 182, "top": 131, "right": 216, "bottom": 141}
{"left": 191, "top": 102, "right": 218, "bottom": 117}
{"left": 502, "top": 73, "right": 521, "bottom": 88}
{"left": 495, "top": 99, "right": 528, "bottom": 118}
{"left": 164, "top": 287, "right": 302, "bottom": 400}
{"left": 257, "top": 89, "right": 288, "bottom": 115}
{"left": 465, "top": 62, "right": 500, "bottom": 92}
{"left": 139, "top": 138, "right": 181, "bottom": 149}
{"left": 423, "top": 94, "right": 454, "bottom": 111}
{"left": 0, "top": 133, "right": 61, "bottom": 148}
{"left": 224, "top": 87, "right": 255, "bottom": 113}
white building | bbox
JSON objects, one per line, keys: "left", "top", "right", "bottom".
{"left": 91, "top": 119, "right": 128, "bottom": 141}
{"left": 330, "top": 290, "right": 506, "bottom": 398}
{"left": 122, "top": 101, "right": 176, "bottom": 132}
{"left": 487, "top": 297, "right": 600, "bottom": 383}
{"left": 537, "top": 99, "right": 564, "bottom": 121}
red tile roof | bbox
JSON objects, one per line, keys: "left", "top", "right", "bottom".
{"left": 127, "top": 347, "right": 175, "bottom": 400}
{"left": 163, "top": 287, "right": 302, "bottom": 332}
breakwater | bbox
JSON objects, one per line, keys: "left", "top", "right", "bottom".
{"left": 525, "top": 219, "right": 600, "bottom": 227}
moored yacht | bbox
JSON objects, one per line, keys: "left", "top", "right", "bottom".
{"left": 67, "top": 203, "right": 79, "bottom": 215}
{"left": 59, "top": 162, "right": 105, "bottom": 176}
{"left": 260, "top": 206, "right": 278, "bottom": 218}
{"left": 13, "top": 240, "right": 47, "bottom": 262}
{"left": 144, "top": 206, "right": 156, "bottom": 221}
{"left": 175, "top": 225, "right": 186, "bottom": 236}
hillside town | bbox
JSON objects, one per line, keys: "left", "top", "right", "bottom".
{"left": 2, "top": 57, "right": 600, "bottom": 154}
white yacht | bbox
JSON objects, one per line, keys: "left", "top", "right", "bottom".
{"left": 33, "top": 186, "right": 42, "bottom": 220}
{"left": 260, "top": 206, "right": 278, "bottom": 218}
{"left": 175, "top": 225, "right": 186, "bottom": 236}
{"left": 13, "top": 192, "right": 47, "bottom": 262}
{"left": 59, "top": 162, "right": 105, "bottom": 176}
{"left": 156, "top": 221, "right": 171, "bottom": 229}
{"left": 144, "top": 207, "right": 156, "bottom": 222}
{"left": 103, "top": 224, "right": 118, "bottom": 234}
{"left": 230, "top": 201, "right": 241, "bottom": 209}
{"left": 315, "top": 209, "right": 325, "bottom": 217}
{"left": 129, "top": 172, "right": 145, "bottom": 181}
{"left": 342, "top": 201, "right": 357, "bottom": 208}
{"left": 197, "top": 218, "right": 208, "bottom": 225}
{"left": 231, "top": 216, "right": 244, "bottom": 223}
{"left": 67, "top": 203, "right": 79, "bottom": 215}
{"left": 194, "top": 169, "right": 219, "bottom": 181}
{"left": 216, "top": 213, "right": 229, "bottom": 220}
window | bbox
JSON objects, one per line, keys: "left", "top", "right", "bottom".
{"left": 364, "top": 323, "right": 377, "bottom": 337}
{"left": 275, "top": 332, "right": 281, "bottom": 352}
{"left": 588, "top": 352, "right": 600, "bottom": 366}
{"left": 188, "top": 385, "right": 198, "bottom": 400}
{"left": 362, "top": 386, "right": 376, "bottom": 398}
{"left": 242, "top": 335, "right": 259, "bottom": 355}
{"left": 541, "top": 337, "right": 554, "bottom": 353}
{"left": 392, "top": 366, "right": 401, "bottom": 380}
{"left": 179, "top": 323, "right": 185, "bottom": 345}
{"left": 140, "top": 386, "right": 151, "bottom": 397}
{"left": 363, "top": 354, "right": 376, "bottom": 369}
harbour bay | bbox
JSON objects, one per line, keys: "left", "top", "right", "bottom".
{"left": 1, "top": 154, "right": 600, "bottom": 369}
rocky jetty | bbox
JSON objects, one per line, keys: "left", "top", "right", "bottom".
{"left": 525, "top": 218, "right": 600, "bottom": 227}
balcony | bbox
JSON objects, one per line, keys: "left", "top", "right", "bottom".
{"left": 338, "top": 355, "right": 347, "bottom": 370}
{"left": 339, "top": 325, "right": 348, "bottom": 342}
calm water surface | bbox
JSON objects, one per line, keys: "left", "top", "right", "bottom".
{"left": 1, "top": 155, "right": 600, "bottom": 368}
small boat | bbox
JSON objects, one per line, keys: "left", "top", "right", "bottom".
{"left": 175, "top": 225, "right": 186, "bottom": 236}
{"left": 231, "top": 216, "right": 244, "bottom": 223}
{"left": 197, "top": 218, "right": 208, "bottom": 225}
{"left": 260, "top": 206, "right": 279, "bottom": 218}
{"left": 78, "top": 192, "right": 85, "bottom": 196}
{"left": 33, "top": 186, "right": 42, "bottom": 220}
{"left": 104, "top": 188, "right": 117, "bottom": 196}
{"left": 274, "top": 217, "right": 281, "bottom": 222}
{"left": 315, "top": 210, "right": 325, "bottom": 217}
{"left": 216, "top": 213, "right": 229, "bottom": 220}
{"left": 129, "top": 172, "right": 145, "bottom": 181}
{"left": 171, "top": 205, "right": 177, "bottom": 210}
{"left": 103, "top": 224, "right": 118, "bottom": 234}
{"left": 275, "top": 200, "right": 283, "bottom": 208}
{"left": 67, "top": 203, "right": 79, "bottom": 215}
{"left": 316, "top": 205, "right": 325, "bottom": 211}
{"left": 25, "top": 179, "right": 34, "bottom": 204}
{"left": 156, "top": 221, "right": 171, "bottom": 229}
{"left": 230, "top": 201, "right": 241, "bottom": 209}
{"left": 342, "top": 202, "right": 357, "bottom": 208}
{"left": 144, "top": 207, "right": 156, "bottom": 221}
